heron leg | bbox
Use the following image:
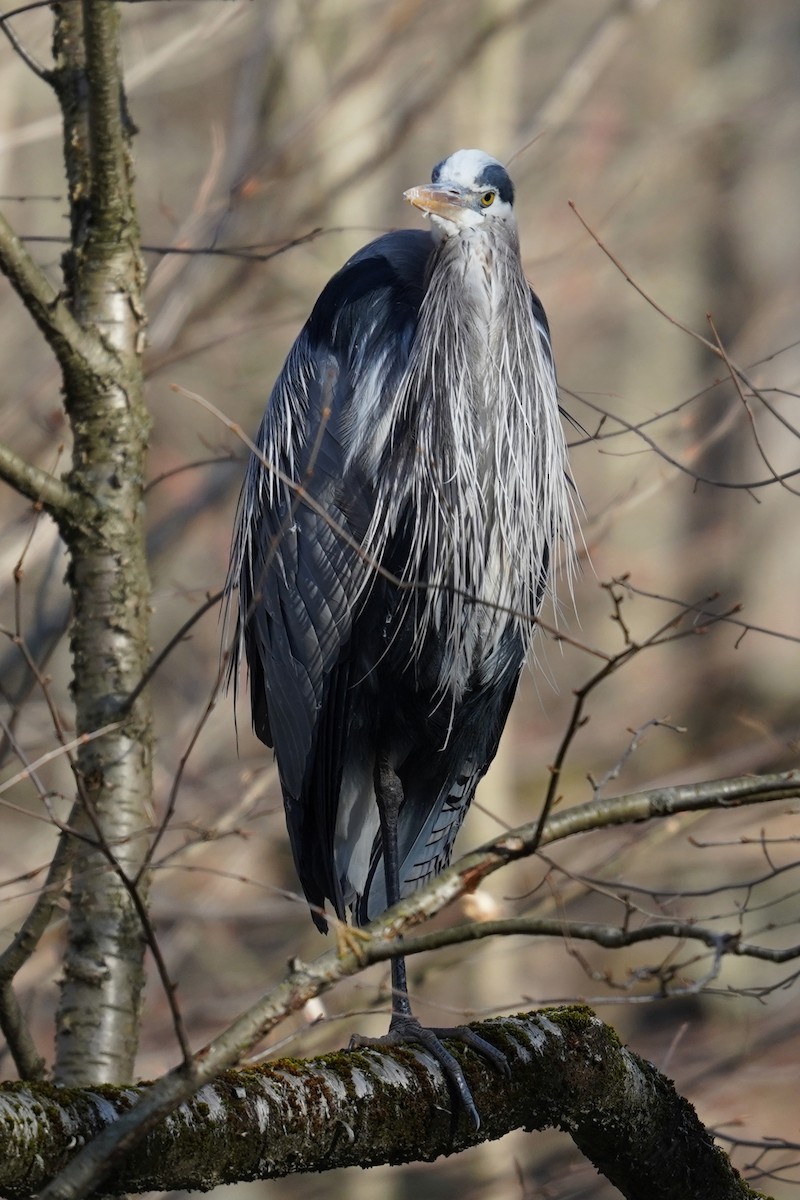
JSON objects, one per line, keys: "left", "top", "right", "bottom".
{"left": 350, "top": 752, "right": 508, "bottom": 1129}
{"left": 373, "top": 751, "right": 404, "bottom": 909}
{"left": 371, "top": 752, "right": 413, "bottom": 1007}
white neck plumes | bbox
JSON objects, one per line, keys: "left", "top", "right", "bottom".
{"left": 363, "top": 225, "right": 575, "bottom": 698}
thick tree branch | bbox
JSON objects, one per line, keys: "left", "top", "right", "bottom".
{"left": 27, "top": 768, "right": 795, "bottom": 1199}
{"left": 0, "top": 1010, "right": 766, "bottom": 1200}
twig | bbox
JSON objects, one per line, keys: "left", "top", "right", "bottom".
{"left": 617, "top": 577, "right": 800, "bottom": 646}
{"left": 706, "top": 313, "right": 800, "bottom": 498}
{"left": 588, "top": 717, "right": 685, "bottom": 798}
{"left": 0, "top": 209, "right": 114, "bottom": 381}
{"left": 124, "top": 590, "right": 224, "bottom": 713}
{"left": 0, "top": 814, "right": 77, "bottom": 1080}
{"left": 135, "top": 652, "right": 227, "bottom": 888}
{"left": 0, "top": 983, "right": 46, "bottom": 1079}
{"left": 143, "top": 457, "right": 236, "bottom": 494}
{"left": 569, "top": 199, "right": 800, "bottom": 468}
{"left": 568, "top": 387, "right": 800, "bottom": 491}
{"left": 0, "top": 439, "right": 75, "bottom": 520}
{"left": 0, "top": 4, "right": 52, "bottom": 82}
{"left": 533, "top": 580, "right": 739, "bottom": 851}
{"left": 0, "top": 722, "right": 120, "bottom": 799}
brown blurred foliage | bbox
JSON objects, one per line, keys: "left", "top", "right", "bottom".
{"left": 1, "top": 1, "right": 799, "bottom": 1196}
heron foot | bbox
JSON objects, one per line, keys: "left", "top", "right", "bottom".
{"left": 334, "top": 923, "right": 372, "bottom": 964}
{"left": 350, "top": 1015, "right": 509, "bottom": 1129}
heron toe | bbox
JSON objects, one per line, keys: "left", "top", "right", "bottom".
{"left": 351, "top": 1013, "right": 509, "bottom": 1129}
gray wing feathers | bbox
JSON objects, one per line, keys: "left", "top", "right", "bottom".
{"left": 236, "top": 348, "right": 361, "bottom": 802}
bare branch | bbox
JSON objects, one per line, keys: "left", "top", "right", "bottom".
{"left": 0, "top": 438, "right": 76, "bottom": 519}
{"left": 0, "top": 823, "right": 75, "bottom": 981}
{"left": 0, "top": 4, "right": 52, "bottom": 82}
{"left": 569, "top": 199, "right": 800, "bottom": 479}
{"left": 0, "top": 814, "right": 77, "bottom": 1081}
{"left": 618, "top": 577, "right": 800, "bottom": 647}
{"left": 0, "top": 983, "right": 46, "bottom": 1080}
{"left": 706, "top": 313, "right": 800, "bottom": 498}
{"left": 537, "top": 772, "right": 800, "bottom": 849}
{"left": 571, "top": 388, "right": 800, "bottom": 491}
{"left": 124, "top": 589, "right": 224, "bottom": 714}
{"left": 397, "top": 915, "right": 800, "bottom": 968}
{"left": 532, "top": 581, "right": 740, "bottom": 853}
{"left": 0, "top": 208, "right": 115, "bottom": 380}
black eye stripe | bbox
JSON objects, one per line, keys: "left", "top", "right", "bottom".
{"left": 429, "top": 155, "right": 515, "bottom": 207}
{"left": 431, "top": 162, "right": 513, "bottom": 206}
{"left": 479, "top": 163, "right": 514, "bottom": 205}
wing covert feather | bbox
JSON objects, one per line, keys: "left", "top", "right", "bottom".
{"left": 231, "top": 230, "right": 434, "bottom": 919}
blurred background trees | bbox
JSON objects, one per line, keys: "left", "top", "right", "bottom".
{"left": 1, "top": 1, "right": 798, "bottom": 1196}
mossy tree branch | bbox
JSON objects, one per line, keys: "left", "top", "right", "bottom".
{"left": 22, "top": 769, "right": 793, "bottom": 1200}
{"left": 0, "top": 1010, "right": 768, "bottom": 1200}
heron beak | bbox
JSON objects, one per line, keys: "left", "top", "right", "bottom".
{"left": 403, "top": 184, "right": 470, "bottom": 221}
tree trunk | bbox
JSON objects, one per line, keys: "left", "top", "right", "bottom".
{"left": 49, "top": 0, "right": 153, "bottom": 1088}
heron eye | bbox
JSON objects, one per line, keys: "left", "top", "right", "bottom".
{"left": 479, "top": 191, "right": 495, "bottom": 208}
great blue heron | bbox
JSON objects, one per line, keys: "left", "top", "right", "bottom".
{"left": 229, "top": 148, "right": 574, "bottom": 1124}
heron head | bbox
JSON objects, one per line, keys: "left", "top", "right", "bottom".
{"left": 404, "top": 149, "right": 516, "bottom": 239}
